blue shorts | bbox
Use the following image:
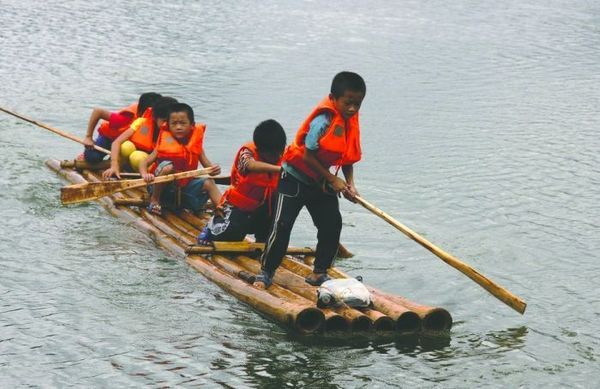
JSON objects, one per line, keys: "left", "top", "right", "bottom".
{"left": 83, "top": 135, "right": 112, "bottom": 163}
{"left": 150, "top": 161, "right": 210, "bottom": 212}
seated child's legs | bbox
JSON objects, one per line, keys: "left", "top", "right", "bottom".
{"left": 147, "top": 161, "right": 174, "bottom": 213}
{"left": 83, "top": 135, "right": 112, "bottom": 163}
{"left": 206, "top": 205, "right": 251, "bottom": 242}
{"left": 179, "top": 177, "right": 210, "bottom": 212}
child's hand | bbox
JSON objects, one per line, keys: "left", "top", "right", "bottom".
{"left": 343, "top": 183, "right": 359, "bottom": 202}
{"left": 102, "top": 167, "right": 121, "bottom": 180}
{"left": 142, "top": 173, "right": 155, "bottom": 183}
{"left": 328, "top": 176, "right": 347, "bottom": 193}
{"left": 207, "top": 165, "right": 221, "bottom": 176}
{"left": 83, "top": 136, "right": 95, "bottom": 149}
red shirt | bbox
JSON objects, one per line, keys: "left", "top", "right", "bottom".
{"left": 108, "top": 112, "right": 135, "bottom": 131}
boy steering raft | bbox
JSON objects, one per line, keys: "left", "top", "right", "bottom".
{"left": 139, "top": 103, "right": 222, "bottom": 216}
{"left": 254, "top": 71, "right": 366, "bottom": 289}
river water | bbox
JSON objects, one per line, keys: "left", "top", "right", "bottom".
{"left": 1, "top": 0, "right": 599, "bottom": 387}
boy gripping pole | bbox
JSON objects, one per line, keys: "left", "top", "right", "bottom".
{"left": 82, "top": 92, "right": 162, "bottom": 163}
{"left": 198, "top": 119, "right": 286, "bottom": 244}
{"left": 254, "top": 71, "right": 366, "bottom": 289}
{"left": 139, "top": 102, "right": 222, "bottom": 216}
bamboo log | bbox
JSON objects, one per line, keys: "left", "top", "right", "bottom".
{"left": 283, "top": 257, "right": 420, "bottom": 333}
{"left": 61, "top": 159, "right": 111, "bottom": 170}
{"left": 185, "top": 256, "right": 324, "bottom": 333}
{"left": 205, "top": 254, "right": 347, "bottom": 332}
{"left": 231, "top": 255, "right": 373, "bottom": 332}
{"left": 300, "top": 256, "right": 451, "bottom": 332}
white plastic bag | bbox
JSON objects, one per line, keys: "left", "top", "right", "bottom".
{"left": 317, "top": 278, "right": 372, "bottom": 308}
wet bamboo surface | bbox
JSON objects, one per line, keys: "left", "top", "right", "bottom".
{"left": 46, "top": 159, "right": 452, "bottom": 334}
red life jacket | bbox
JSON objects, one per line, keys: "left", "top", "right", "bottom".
{"left": 221, "top": 142, "right": 281, "bottom": 212}
{"left": 156, "top": 123, "right": 206, "bottom": 187}
{"left": 283, "top": 96, "right": 361, "bottom": 180}
{"left": 128, "top": 108, "right": 159, "bottom": 153}
{"left": 97, "top": 102, "right": 138, "bottom": 140}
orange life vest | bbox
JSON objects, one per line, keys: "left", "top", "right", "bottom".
{"left": 221, "top": 142, "right": 281, "bottom": 212}
{"left": 156, "top": 123, "right": 206, "bottom": 187}
{"left": 128, "top": 108, "right": 158, "bottom": 153}
{"left": 97, "top": 102, "right": 138, "bottom": 140}
{"left": 283, "top": 96, "right": 361, "bottom": 180}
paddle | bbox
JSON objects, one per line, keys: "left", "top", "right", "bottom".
{"left": 61, "top": 168, "right": 211, "bottom": 205}
{"left": 0, "top": 106, "right": 111, "bottom": 154}
{"left": 353, "top": 195, "right": 527, "bottom": 314}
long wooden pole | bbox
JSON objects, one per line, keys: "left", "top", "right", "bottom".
{"left": 354, "top": 195, "right": 527, "bottom": 314}
{"left": 0, "top": 106, "right": 110, "bottom": 154}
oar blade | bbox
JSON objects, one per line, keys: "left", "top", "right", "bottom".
{"left": 60, "top": 180, "right": 136, "bottom": 205}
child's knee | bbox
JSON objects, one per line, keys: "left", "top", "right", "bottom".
{"left": 202, "top": 178, "right": 216, "bottom": 190}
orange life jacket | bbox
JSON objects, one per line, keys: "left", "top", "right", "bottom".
{"left": 156, "top": 123, "right": 206, "bottom": 187}
{"left": 283, "top": 96, "right": 361, "bottom": 180}
{"left": 221, "top": 142, "right": 281, "bottom": 212}
{"left": 97, "top": 102, "right": 138, "bottom": 140}
{"left": 128, "top": 108, "right": 158, "bottom": 153}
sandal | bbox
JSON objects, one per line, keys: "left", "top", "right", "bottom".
{"left": 305, "top": 273, "right": 331, "bottom": 286}
{"left": 253, "top": 271, "right": 273, "bottom": 289}
{"left": 146, "top": 202, "right": 162, "bottom": 216}
{"left": 196, "top": 227, "right": 213, "bottom": 246}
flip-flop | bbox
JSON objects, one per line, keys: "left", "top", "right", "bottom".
{"left": 253, "top": 271, "right": 273, "bottom": 289}
{"left": 305, "top": 273, "right": 331, "bottom": 286}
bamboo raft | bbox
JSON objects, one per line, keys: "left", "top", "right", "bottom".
{"left": 47, "top": 159, "right": 453, "bottom": 335}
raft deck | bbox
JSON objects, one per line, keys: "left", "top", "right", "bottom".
{"left": 47, "top": 159, "right": 452, "bottom": 334}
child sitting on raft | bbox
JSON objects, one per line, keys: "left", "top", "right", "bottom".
{"left": 102, "top": 96, "right": 177, "bottom": 179}
{"left": 139, "top": 102, "right": 222, "bottom": 216}
{"left": 198, "top": 119, "right": 286, "bottom": 244}
{"left": 82, "top": 92, "right": 162, "bottom": 163}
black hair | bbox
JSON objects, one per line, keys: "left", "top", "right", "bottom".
{"left": 151, "top": 96, "right": 178, "bottom": 120}
{"left": 168, "top": 103, "right": 195, "bottom": 124}
{"left": 330, "top": 71, "right": 366, "bottom": 98}
{"left": 137, "top": 92, "right": 162, "bottom": 116}
{"left": 253, "top": 119, "right": 286, "bottom": 153}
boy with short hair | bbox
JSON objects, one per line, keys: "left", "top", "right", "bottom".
{"left": 139, "top": 103, "right": 222, "bottom": 216}
{"left": 198, "top": 119, "right": 286, "bottom": 244}
{"left": 254, "top": 71, "right": 366, "bottom": 289}
{"left": 102, "top": 96, "right": 177, "bottom": 179}
{"left": 82, "top": 92, "right": 161, "bottom": 163}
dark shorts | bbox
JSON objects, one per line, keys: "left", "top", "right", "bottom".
{"left": 83, "top": 135, "right": 112, "bottom": 163}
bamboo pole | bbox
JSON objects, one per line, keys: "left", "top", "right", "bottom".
{"left": 354, "top": 195, "right": 526, "bottom": 314}
{"left": 1, "top": 107, "right": 111, "bottom": 154}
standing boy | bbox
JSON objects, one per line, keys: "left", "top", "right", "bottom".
{"left": 254, "top": 71, "right": 366, "bottom": 288}
{"left": 198, "top": 119, "right": 286, "bottom": 244}
{"left": 139, "top": 103, "right": 222, "bottom": 216}
{"left": 82, "top": 92, "right": 161, "bottom": 163}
